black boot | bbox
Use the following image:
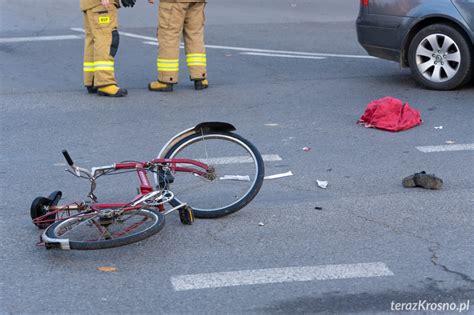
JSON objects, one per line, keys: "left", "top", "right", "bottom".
{"left": 194, "top": 79, "right": 209, "bottom": 90}
{"left": 86, "top": 86, "right": 98, "bottom": 94}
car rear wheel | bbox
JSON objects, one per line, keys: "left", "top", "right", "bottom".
{"left": 408, "top": 24, "right": 472, "bottom": 90}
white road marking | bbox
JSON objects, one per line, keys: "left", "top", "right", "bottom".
{"left": 143, "top": 40, "right": 375, "bottom": 59}
{"left": 416, "top": 143, "right": 474, "bottom": 153}
{"left": 70, "top": 27, "right": 85, "bottom": 33}
{"left": 71, "top": 27, "right": 158, "bottom": 42}
{"left": 199, "top": 154, "right": 282, "bottom": 165}
{"left": 121, "top": 32, "right": 156, "bottom": 41}
{"left": 171, "top": 262, "right": 394, "bottom": 291}
{"left": 69, "top": 28, "right": 375, "bottom": 59}
{"left": 241, "top": 52, "right": 326, "bottom": 60}
{"left": 204, "top": 44, "right": 375, "bottom": 59}
{"left": 0, "top": 35, "right": 82, "bottom": 43}
{"left": 10, "top": 29, "right": 374, "bottom": 60}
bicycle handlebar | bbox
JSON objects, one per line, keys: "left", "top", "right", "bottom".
{"left": 62, "top": 150, "right": 74, "bottom": 166}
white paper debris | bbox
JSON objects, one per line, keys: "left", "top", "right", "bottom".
{"left": 317, "top": 180, "right": 328, "bottom": 189}
{"left": 434, "top": 126, "right": 443, "bottom": 130}
{"left": 264, "top": 171, "right": 293, "bottom": 180}
{"left": 445, "top": 140, "right": 455, "bottom": 144}
{"left": 258, "top": 222, "right": 265, "bottom": 226}
{"left": 219, "top": 175, "right": 251, "bottom": 181}
{"left": 264, "top": 123, "right": 279, "bottom": 127}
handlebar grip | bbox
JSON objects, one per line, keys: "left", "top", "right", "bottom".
{"left": 62, "top": 150, "right": 74, "bottom": 166}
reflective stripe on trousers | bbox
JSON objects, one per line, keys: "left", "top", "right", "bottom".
{"left": 186, "top": 53, "right": 206, "bottom": 67}
{"left": 83, "top": 61, "right": 115, "bottom": 72}
{"left": 157, "top": 58, "right": 179, "bottom": 72}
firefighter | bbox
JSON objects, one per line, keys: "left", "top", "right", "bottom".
{"left": 81, "top": 0, "right": 135, "bottom": 97}
{"left": 148, "top": 0, "right": 209, "bottom": 92}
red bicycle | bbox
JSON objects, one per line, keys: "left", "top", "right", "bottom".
{"left": 31, "top": 122, "right": 265, "bottom": 250}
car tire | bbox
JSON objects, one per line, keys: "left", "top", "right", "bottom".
{"left": 408, "top": 23, "right": 472, "bottom": 90}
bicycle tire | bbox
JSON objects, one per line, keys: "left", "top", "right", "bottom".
{"left": 44, "top": 208, "right": 165, "bottom": 250}
{"left": 164, "top": 131, "right": 264, "bottom": 218}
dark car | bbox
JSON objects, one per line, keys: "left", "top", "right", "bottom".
{"left": 356, "top": 0, "right": 474, "bottom": 90}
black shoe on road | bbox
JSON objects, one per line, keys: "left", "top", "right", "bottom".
{"left": 402, "top": 171, "right": 443, "bottom": 190}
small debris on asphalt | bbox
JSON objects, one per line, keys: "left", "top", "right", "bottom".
{"left": 302, "top": 147, "right": 311, "bottom": 152}
{"left": 434, "top": 126, "right": 443, "bottom": 130}
{"left": 314, "top": 206, "right": 323, "bottom": 210}
{"left": 97, "top": 266, "right": 118, "bottom": 272}
{"left": 220, "top": 175, "right": 251, "bottom": 181}
{"left": 264, "top": 171, "right": 293, "bottom": 180}
{"left": 317, "top": 180, "right": 328, "bottom": 189}
{"left": 258, "top": 222, "right": 265, "bottom": 226}
{"left": 445, "top": 140, "right": 456, "bottom": 144}
{"left": 264, "top": 123, "right": 279, "bottom": 127}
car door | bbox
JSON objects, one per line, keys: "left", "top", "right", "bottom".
{"left": 452, "top": 0, "right": 474, "bottom": 29}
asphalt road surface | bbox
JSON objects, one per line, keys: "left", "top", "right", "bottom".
{"left": 1, "top": 1, "right": 473, "bottom": 314}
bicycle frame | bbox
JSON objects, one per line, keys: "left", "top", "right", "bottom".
{"left": 32, "top": 157, "right": 212, "bottom": 227}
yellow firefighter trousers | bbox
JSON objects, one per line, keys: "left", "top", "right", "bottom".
{"left": 156, "top": 2, "right": 207, "bottom": 84}
{"left": 83, "top": 4, "right": 119, "bottom": 87}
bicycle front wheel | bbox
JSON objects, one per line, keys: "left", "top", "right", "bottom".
{"left": 165, "top": 131, "right": 264, "bottom": 218}
{"left": 43, "top": 208, "right": 165, "bottom": 250}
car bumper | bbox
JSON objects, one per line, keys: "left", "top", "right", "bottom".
{"left": 356, "top": 14, "right": 414, "bottom": 64}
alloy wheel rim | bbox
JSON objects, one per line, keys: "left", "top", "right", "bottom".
{"left": 415, "top": 33, "right": 461, "bottom": 83}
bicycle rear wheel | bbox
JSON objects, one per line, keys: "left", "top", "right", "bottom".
{"left": 164, "top": 131, "right": 264, "bottom": 218}
{"left": 43, "top": 208, "right": 165, "bottom": 250}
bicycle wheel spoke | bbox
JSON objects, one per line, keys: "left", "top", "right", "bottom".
{"left": 167, "top": 133, "right": 261, "bottom": 213}
{"left": 51, "top": 209, "right": 160, "bottom": 243}
{"left": 112, "top": 216, "right": 149, "bottom": 238}
{"left": 57, "top": 214, "right": 99, "bottom": 237}
{"left": 91, "top": 219, "right": 113, "bottom": 240}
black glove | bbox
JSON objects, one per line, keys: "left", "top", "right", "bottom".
{"left": 121, "top": 0, "right": 136, "bottom": 8}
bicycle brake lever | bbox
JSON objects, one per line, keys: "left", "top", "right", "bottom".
{"left": 74, "top": 167, "right": 81, "bottom": 177}
{"left": 65, "top": 168, "right": 83, "bottom": 178}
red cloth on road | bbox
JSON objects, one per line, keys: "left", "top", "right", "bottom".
{"left": 357, "top": 97, "right": 422, "bottom": 132}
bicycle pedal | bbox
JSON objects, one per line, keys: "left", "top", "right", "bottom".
{"left": 179, "top": 206, "right": 194, "bottom": 225}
